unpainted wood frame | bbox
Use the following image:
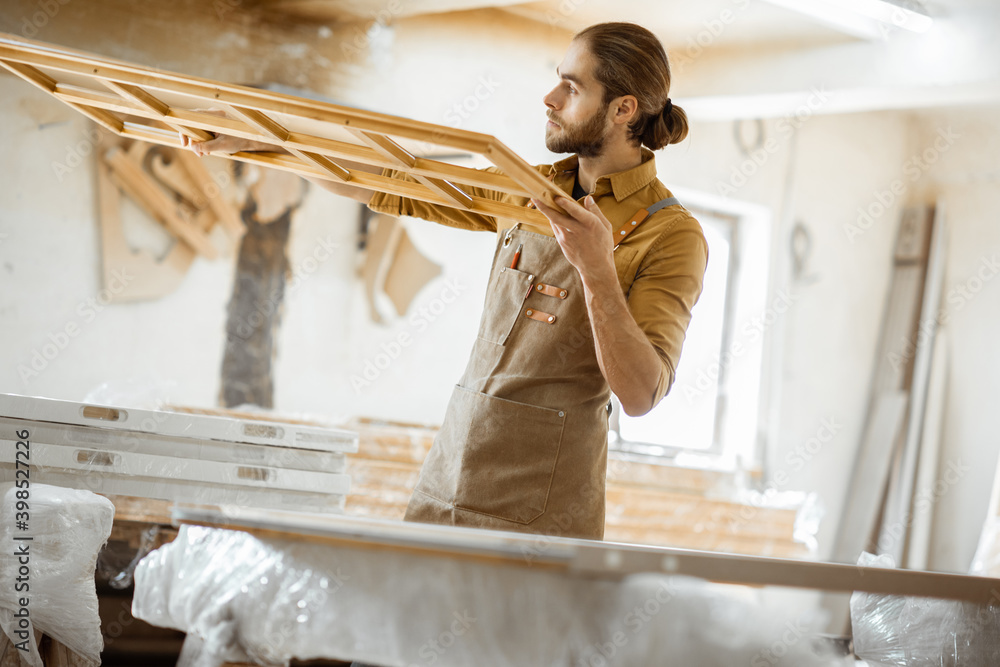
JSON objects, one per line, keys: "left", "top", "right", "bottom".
{"left": 0, "top": 33, "right": 565, "bottom": 229}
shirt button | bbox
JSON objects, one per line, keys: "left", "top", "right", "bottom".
{"left": 528, "top": 275, "right": 534, "bottom": 281}
{"left": 559, "top": 290, "right": 567, "bottom": 298}
{"left": 536, "top": 284, "right": 544, "bottom": 291}
{"left": 526, "top": 309, "right": 533, "bottom": 316}
{"left": 619, "top": 230, "right": 626, "bottom": 236}
{"left": 547, "top": 315, "right": 555, "bottom": 323}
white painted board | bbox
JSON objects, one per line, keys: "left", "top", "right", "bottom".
{"left": 0, "top": 416, "right": 346, "bottom": 473}
{"left": 0, "top": 393, "right": 358, "bottom": 454}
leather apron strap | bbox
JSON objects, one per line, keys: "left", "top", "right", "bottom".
{"left": 613, "top": 196, "right": 681, "bottom": 248}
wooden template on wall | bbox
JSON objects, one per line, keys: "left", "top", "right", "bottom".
{"left": 0, "top": 33, "right": 567, "bottom": 231}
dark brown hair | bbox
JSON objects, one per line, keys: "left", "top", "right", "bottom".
{"left": 574, "top": 22, "right": 689, "bottom": 150}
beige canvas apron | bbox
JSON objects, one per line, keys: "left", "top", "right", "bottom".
{"left": 403, "top": 196, "right": 681, "bottom": 540}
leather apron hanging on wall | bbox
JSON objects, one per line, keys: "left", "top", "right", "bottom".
{"left": 404, "top": 197, "right": 681, "bottom": 540}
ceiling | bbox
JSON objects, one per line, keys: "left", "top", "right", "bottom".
{"left": 502, "top": 0, "right": 860, "bottom": 49}
{"left": 257, "top": 0, "right": 945, "bottom": 48}
{"left": 253, "top": 0, "right": 1000, "bottom": 117}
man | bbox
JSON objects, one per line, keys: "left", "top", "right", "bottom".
{"left": 185, "top": 22, "right": 707, "bottom": 543}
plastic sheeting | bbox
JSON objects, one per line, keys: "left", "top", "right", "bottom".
{"left": 970, "top": 517, "right": 1000, "bottom": 577}
{"left": 850, "top": 552, "right": 1000, "bottom": 666}
{"left": 0, "top": 483, "right": 114, "bottom": 666}
{"left": 133, "top": 524, "right": 850, "bottom": 667}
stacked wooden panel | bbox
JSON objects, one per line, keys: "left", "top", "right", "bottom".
{"left": 0, "top": 394, "right": 358, "bottom": 513}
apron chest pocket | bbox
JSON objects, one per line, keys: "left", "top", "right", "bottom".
{"left": 477, "top": 267, "right": 533, "bottom": 346}
{"left": 431, "top": 384, "right": 566, "bottom": 524}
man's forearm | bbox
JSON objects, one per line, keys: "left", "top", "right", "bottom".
{"left": 582, "top": 264, "right": 662, "bottom": 417}
{"left": 303, "top": 175, "right": 376, "bottom": 204}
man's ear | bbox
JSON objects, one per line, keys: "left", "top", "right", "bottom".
{"left": 612, "top": 95, "right": 639, "bottom": 126}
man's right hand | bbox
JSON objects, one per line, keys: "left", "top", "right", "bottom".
{"left": 176, "top": 108, "right": 377, "bottom": 204}
{"left": 178, "top": 109, "right": 282, "bottom": 157}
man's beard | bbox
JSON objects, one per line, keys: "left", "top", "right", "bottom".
{"left": 545, "top": 106, "right": 609, "bottom": 158}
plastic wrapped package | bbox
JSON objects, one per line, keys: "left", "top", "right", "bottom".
{"left": 0, "top": 483, "right": 114, "bottom": 666}
{"left": 133, "top": 524, "right": 850, "bottom": 667}
{"left": 850, "top": 552, "right": 1000, "bottom": 666}
{"left": 970, "top": 517, "right": 1000, "bottom": 577}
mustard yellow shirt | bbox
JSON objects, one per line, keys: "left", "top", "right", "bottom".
{"left": 367, "top": 148, "right": 709, "bottom": 407}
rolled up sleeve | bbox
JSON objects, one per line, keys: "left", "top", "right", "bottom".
{"left": 627, "top": 214, "right": 710, "bottom": 408}
{"left": 367, "top": 166, "right": 503, "bottom": 233}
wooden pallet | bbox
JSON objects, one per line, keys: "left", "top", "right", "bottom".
{"left": 0, "top": 32, "right": 567, "bottom": 231}
{"left": 341, "top": 420, "right": 811, "bottom": 558}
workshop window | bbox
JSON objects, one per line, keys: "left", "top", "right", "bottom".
{"left": 609, "top": 196, "right": 773, "bottom": 470}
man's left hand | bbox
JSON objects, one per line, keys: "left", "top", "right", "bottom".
{"left": 531, "top": 195, "right": 616, "bottom": 282}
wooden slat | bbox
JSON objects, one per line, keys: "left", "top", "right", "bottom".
{"left": 0, "top": 59, "right": 124, "bottom": 134}
{"left": 0, "top": 32, "right": 567, "bottom": 229}
{"left": 347, "top": 128, "right": 417, "bottom": 168}
{"left": 0, "top": 35, "right": 494, "bottom": 152}
{"left": 173, "top": 150, "right": 246, "bottom": 237}
{"left": 104, "top": 147, "right": 218, "bottom": 258}
{"left": 414, "top": 175, "right": 475, "bottom": 209}
{"left": 347, "top": 126, "right": 475, "bottom": 208}
{"left": 101, "top": 79, "right": 214, "bottom": 141}
{"left": 50, "top": 84, "right": 529, "bottom": 195}
{"left": 486, "top": 140, "right": 568, "bottom": 214}
{"left": 881, "top": 203, "right": 946, "bottom": 564}
{"left": 287, "top": 147, "right": 351, "bottom": 181}
{"left": 226, "top": 104, "right": 290, "bottom": 142}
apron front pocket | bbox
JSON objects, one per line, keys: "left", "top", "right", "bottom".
{"left": 477, "top": 266, "right": 533, "bottom": 346}
{"left": 437, "top": 384, "right": 566, "bottom": 524}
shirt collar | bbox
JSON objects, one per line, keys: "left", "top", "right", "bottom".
{"left": 548, "top": 147, "right": 658, "bottom": 202}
